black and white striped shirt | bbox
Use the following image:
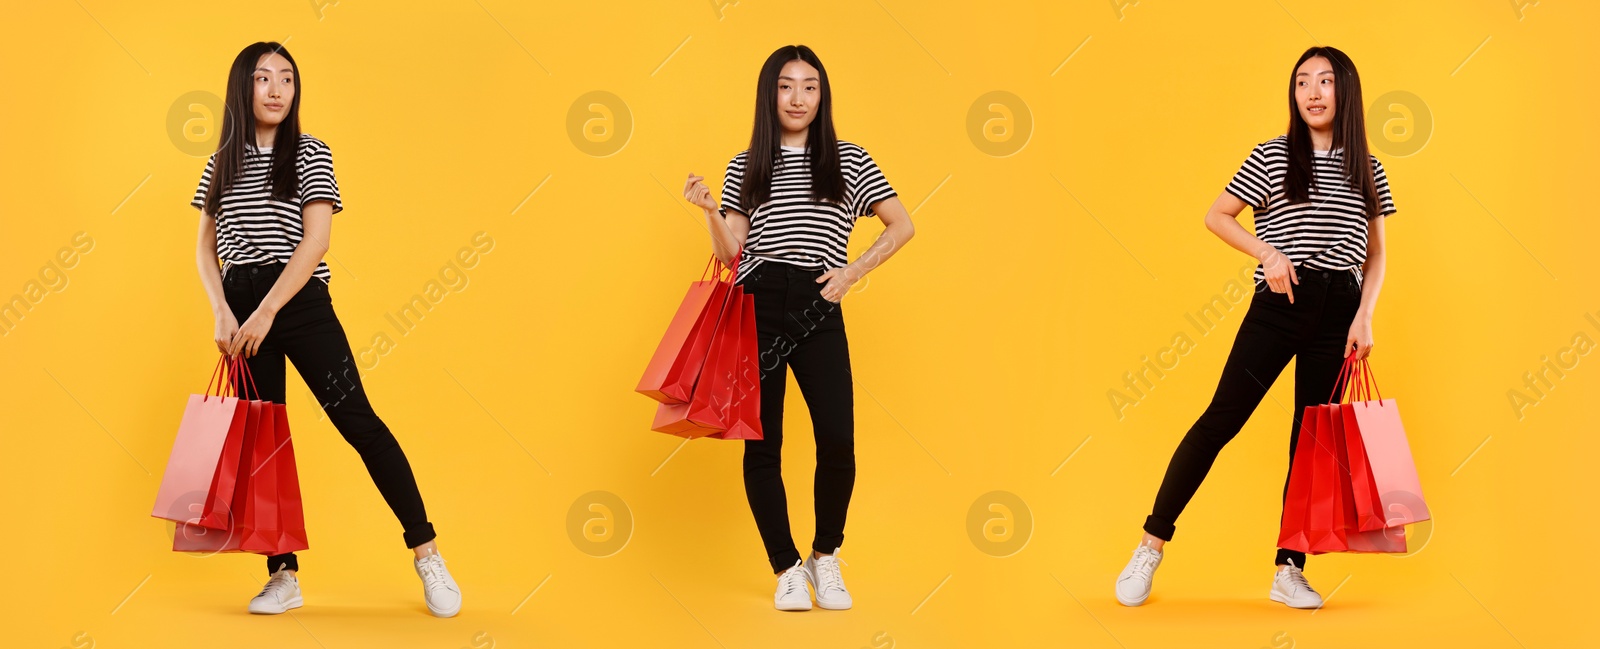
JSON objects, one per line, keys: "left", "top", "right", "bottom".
{"left": 190, "top": 134, "right": 343, "bottom": 284}
{"left": 720, "top": 141, "right": 897, "bottom": 284}
{"left": 1225, "top": 135, "right": 1396, "bottom": 283}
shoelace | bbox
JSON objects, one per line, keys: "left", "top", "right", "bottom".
{"left": 1279, "top": 562, "right": 1312, "bottom": 593}
{"left": 257, "top": 571, "right": 294, "bottom": 599}
{"left": 1127, "top": 547, "right": 1159, "bottom": 581}
{"left": 418, "top": 555, "right": 450, "bottom": 590}
{"left": 779, "top": 564, "right": 808, "bottom": 597}
{"left": 812, "top": 554, "right": 847, "bottom": 595}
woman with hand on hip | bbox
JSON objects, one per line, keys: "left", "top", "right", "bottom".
{"left": 1115, "top": 46, "right": 1397, "bottom": 609}
{"left": 191, "top": 42, "right": 461, "bottom": 617}
{"left": 682, "top": 44, "right": 915, "bottom": 612}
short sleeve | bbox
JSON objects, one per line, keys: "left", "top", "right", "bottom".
{"left": 847, "top": 146, "right": 896, "bottom": 217}
{"left": 191, "top": 155, "right": 215, "bottom": 211}
{"left": 719, "top": 152, "right": 746, "bottom": 215}
{"left": 299, "top": 137, "right": 343, "bottom": 214}
{"left": 1225, "top": 144, "right": 1272, "bottom": 210}
{"left": 1371, "top": 155, "right": 1397, "bottom": 217}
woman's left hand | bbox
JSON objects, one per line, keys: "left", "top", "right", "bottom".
{"left": 1345, "top": 315, "right": 1374, "bottom": 359}
{"left": 816, "top": 267, "right": 860, "bottom": 303}
{"left": 229, "top": 308, "right": 277, "bottom": 358}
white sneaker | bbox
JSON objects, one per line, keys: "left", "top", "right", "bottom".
{"left": 248, "top": 568, "right": 303, "bottom": 615}
{"left": 803, "top": 548, "right": 852, "bottom": 610}
{"left": 415, "top": 554, "right": 463, "bottom": 617}
{"left": 774, "top": 560, "right": 812, "bottom": 611}
{"left": 1269, "top": 559, "right": 1323, "bottom": 609}
{"left": 1114, "top": 545, "right": 1163, "bottom": 606}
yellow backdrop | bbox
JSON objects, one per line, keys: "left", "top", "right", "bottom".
{"left": 3, "top": 1, "right": 1592, "bottom": 647}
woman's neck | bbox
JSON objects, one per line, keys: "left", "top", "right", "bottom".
{"left": 1309, "top": 126, "right": 1334, "bottom": 151}
{"left": 255, "top": 126, "right": 277, "bottom": 150}
{"left": 780, "top": 129, "right": 808, "bottom": 148}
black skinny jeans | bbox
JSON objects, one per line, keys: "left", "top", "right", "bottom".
{"left": 222, "top": 262, "right": 436, "bottom": 574}
{"left": 1143, "top": 266, "right": 1361, "bottom": 569}
{"left": 737, "top": 260, "right": 856, "bottom": 573}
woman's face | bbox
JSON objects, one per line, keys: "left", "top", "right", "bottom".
{"left": 252, "top": 52, "right": 295, "bottom": 129}
{"left": 775, "top": 59, "right": 821, "bottom": 135}
{"left": 1294, "top": 56, "right": 1336, "bottom": 132}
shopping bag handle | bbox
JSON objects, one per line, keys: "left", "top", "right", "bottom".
{"left": 699, "top": 250, "right": 743, "bottom": 283}
{"left": 1329, "top": 354, "right": 1386, "bottom": 404}
{"left": 204, "top": 354, "right": 231, "bottom": 400}
{"left": 230, "top": 354, "right": 261, "bottom": 401}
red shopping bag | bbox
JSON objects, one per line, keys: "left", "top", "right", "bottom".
{"left": 237, "top": 397, "right": 284, "bottom": 554}
{"left": 1343, "top": 359, "right": 1430, "bottom": 531}
{"left": 1330, "top": 400, "right": 1405, "bottom": 553}
{"left": 652, "top": 283, "right": 744, "bottom": 437}
{"left": 268, "top": 399, "right": 310, "bottom": 554}
{"left": 175, "top": 360, "right": 309, "bottom": 556}
{"left": 173, "top": 358, "right": 263, "bottom": 553}
{"left": 1280, "top": 357, "right": 1409, "bottom": 554}
{"left": 153, "top": 356, "right": 249, "bottom": 526}
{"left": 1276, "top": 408, "right": 1317, "bottom": 553}
{"left": 1303, "top": 404, "right": 1348, "bottom": 553}
{"left": 637, "top": 256, "right": 734, "bottom": 404}
{"left": 707, "top": 292, "right": 762, "bottom": 440}
{"left": 648, "top": 253, "right": 762, "bottom": 441}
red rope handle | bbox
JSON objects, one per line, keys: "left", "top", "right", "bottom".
{"left": 204, "top": 355, "right": 231, "bottom": 400}
{"left": 1328, "top": 353, "right": 1359, "bottom": 404}
{"left": 231, "top": 354, "right": 261, "bottom": 401}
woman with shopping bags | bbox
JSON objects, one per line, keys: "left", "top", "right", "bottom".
{"left": 1114, "top": 46, "right": 1398, "bottom": 609}
{"left": 682, "top": 44, "right": 915, "bottom": 611}
{"left": 190, "top": 42, "right": 461, "bottom": 617}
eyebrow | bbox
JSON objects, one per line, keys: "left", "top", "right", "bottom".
{"left": 778, "top": 75, "right": 819, "bottom": 82}
{"left": 1294, "top": 70, "right": 1335, "bottom": 77}
{"left": 254, "top": 67, "right": 294, "bottom": 74}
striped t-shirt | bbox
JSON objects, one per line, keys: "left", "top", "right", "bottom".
{"left": 1225, "top": 135, "right": 1396, "bottom": 283}
{"left": 721, "top": 141, "right": 897, "bottom": 284}
{"left": 190, "top": 134, "right": 343, "bottom": 284}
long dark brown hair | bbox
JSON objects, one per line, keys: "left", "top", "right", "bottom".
{"left": 1283, "top": 46, "right": 1380, "bottom": 217}
{"left": 736, "top": 45, "right": 845, "bottom": 214}
{"left": 202, "top": 42, "right": 303, "bottom": 216}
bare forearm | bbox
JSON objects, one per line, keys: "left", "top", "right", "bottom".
{"left": 847, "top": 220, "right": 914, "bottom": 277}
{"left": 196, "top": 216, "right": 229, "bottom": 315}
{"left": 704, "top": 207, "right": 744, "bottom": 266}
{"left": 1356, "top": 248, "right": 1384, "bottom": 318}
{"left": 254, "top": 238, "right": 327, "bottom": 316}
{"left": 1206, "top": 210, "right": 1274, "bottom": 262}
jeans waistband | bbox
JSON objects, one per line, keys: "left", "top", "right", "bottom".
{"left": 224, "top": 260, "right": 285, "bottom": 281}
{"left": 1291, "top": 265, "right": 1357, "bottom": 282}
{"left": 747, "top": 259, "right": 828, "bottom": 280}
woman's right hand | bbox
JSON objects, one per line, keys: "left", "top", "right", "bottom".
{"left": 1258, "top": 246, "right": 1299, "bottom": 303}
{"left": 214, "top": 309, "right": 239, "bottom": 355}
{"left": 683, "top": 173, "right": 717, "bottom": 213}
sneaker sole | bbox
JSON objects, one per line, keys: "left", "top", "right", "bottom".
{"left": 427, "top": 601, "right": 462, "bottom": 618}
{"left": 249, "top": 596, "right": 303, "bottom": 615}
{"left": 775, "top": 601, "right": 812, "bottom": 612}
{"left": 1268, "top": 591, "right": 1320, "bottom": 609}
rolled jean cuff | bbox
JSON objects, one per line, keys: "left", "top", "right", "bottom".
{"left": 404, "top": 523, "right": 438, "bottom": 549}
{"left": 1275, "top": 548, "right": 1306, "bottom": 568}
{"left": 769, "top": 548, "right": 801, "bottom": 574}
{"left": 1142, "top": 516, "right": 1175, "bottom": 542}
{"left": 267, "top": 553, "right": 299, "bottom": 574}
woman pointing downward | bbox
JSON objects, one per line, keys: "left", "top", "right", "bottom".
{"left": 683, "top": 44, "right": 914, "bottom": 612}
{"left": 1115, "top": 46, "right": 1397, "bottom": 609}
